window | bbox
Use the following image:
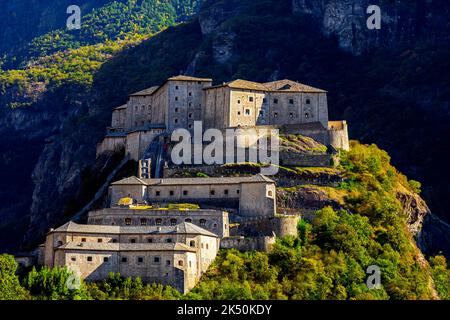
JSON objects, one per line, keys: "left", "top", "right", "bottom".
{"left": 122, "top": 257, "right": 127, "bottom": 263}
{"left": 305, "top": 113, "right": 309, "bottom": 119}
{"left": 166, "top": 260, "right": 171, "bottom": 266}
{"left": 189, "top": 261, "right": 192, "bottom": 268}
{"left": 190, "top": 240, "right": 196, "bottom": 247}
{"left": 213, "top": 223, "right": 218, "bottom": 228}
{"left": 169, "top": 190, "right": 175, "bottom": 196}
{"left": 166, "top": 238, "right": 173, "bottom": 243}
{"left": 289, "top": 113, "right": 294, "bottom": 118}
{"left": 147, "top": 238, "right": 153, "bottom": 243}
{"left": 170, "top": 219, "right": 177, "bottom": 226}
{"left": 237, "top": 99, "right": 241, "bottom": 104}
{"left": 154, "top": 257, "right": 160, "bottom": 264}
{"left": 249, "top": 97, "right": 254, "bottom": 102}
{"left": 245, "top": 109, "right": 251, "bottom": 115}
{"left": 81, "top": 238, "right": 86, "bottom": 243}
{"left": 71, "top": 257, "right": 76, "bottom": 262}
{"left": 137, "top": 257, "right": 144, "bottom": 263}
{"left": 274, "top": 98, "right": 278, "bottom": 104}
{"left": 130, "top": 239, "right": 136, "bottom": 244}
{"left": 259, "top": 110, "right": 264, "bottom": 117}
{"left": 174, "top": 108, "right": 179, "bottom": 113}
{"left": 183, "top": 190, "right": 188, "bottom": 196}
{"left": 188, "top": 124, "right": 193, "bottom": 129}
{"left": 274, "top": 112, "right": 279, "bottom": 118}
{"left": 98, "top": 239, "right": 103, "bottom": 243}
{"left": 156, "top": 191, "right": 161, "bottom": 197}
{"left": 175, "top": 97, "right": 179, "bottom": 101}
{"left": 237, "top": 111, "right": 241, "bottom": 116}
{"left": 174, "top": 118, "right": 179, "bottom": 124}
{"left": 125, "top": 218, "right": 132, "bottom": 226}
{"left": 189, "top": 92, "right": 192, "bottom": 96}
{"left": 200, "top": 219, "right": 206, "bottom": 227}
{"left": 87, "top": 256, "right": 93, "bottom": 262}
{"left": 112, "top": 239, "right": 118, "bottom": 243}
{"left": 237, "top": 189, "right": 240, "bottom": 194}
{"left": 103, "top": 257, "right": 109, "bottom": 263}
{"left": 263, "top": 98, "right": 267, "bottom": 103}
{"left": 206, "top": 244, "right": 209, "bottom": 250}
{"left": 268, "top": 190, "right": 274, "bottom": 197}
{"left": 224, "top": 189, "right": 229, "bottom": 195}
{"left": 185, "top": 218, "right": 192, "bottom": 223}
{"left": 305, "top": 98, "right": 311, "bottom": 104}
{"left": 210, "top": 190, "right": 215, "bottom": 196}
{"left": 178, "top": 260, "right": 184, "bottom": 267}
{"left": 141, "top": 218, "right": 147, "bottom": 226}
{"left": 175, "top": 86, "right": 179, "bottom": 90}
{"left": 289, "top": 99, "right": 294, "bottom": 104}
{"left": 188, "top": 102, "right": 192, "bottom": 107}
{"left": 57, "top": 241, "right": 63, "bottom": 246}
{"left": 156, "top": 219, "right": 162, "bottom": 226}
{"left": 188, "top": 113, "right": 193, "bottom": 119}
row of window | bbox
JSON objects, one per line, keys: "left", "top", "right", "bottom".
{"left": 237, "top": 97, "right": 312, "bottom": 105}
{"left": 124, "top": 217, "right": 210, "bottom": 227}
{"left": 153, "top": 189, "right": 238, "bottom": 197}
{"left": 237, "top": 109, "right": 312, "bottom": 119}
{"left": 75, "top": 255, "right": 192, "bottom": 268}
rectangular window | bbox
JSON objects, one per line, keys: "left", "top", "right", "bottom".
{"left": 87, "top": 256, "right": 93, "bottom": 262}
{"left": 156, "top": 191, "right": 161, "bottom": 197}
{"left": 183, "top": 190, "right": 188, "bottom": 196}
{"left": 125, "top": 218, "right": 132, "bottom": 226}
{"left": 154, "top": 257, "right": 160, "bottom": 264}
{"left": 103, "top": 257, "right": 109, "bottom": 263}
{"left": 141, "top": 218, "right": 147, "bottom": 226}
{"left": 147, "top": 238, "right": 153, "bottom": 243}
{"left": 274, "top": 99, "right": 278, "bottom": 104}
{"left": 305, "top": 98, "right": 311, "bottom": 104}
{"left": 210, "top": 190, "right": 215, "bottom": 196}
{"left": 170, "top": 190, "right": 174, "bottom": 196}
{"left": 98, "top": 239, "right": 102, "bottom": 243}
{"left": 81, "top": 238, "right": 86, "bottom": 242}
{"left": 289, "top": 99, "right": 294, "bottom": 104}
{"left": 121, "top": 257, "right": 127, "bottom": 263}
{"left": 249, "top": 97, "right": 254, "bottom": 102}
{"left": 137, "top": 257, "right": 144, "bottom": 263}
{"left": 130, "top": 239, "right": 136, "bottom": 243}
{"left": 245, "top": 109, "right": 251, "bottom": 115}
{"left": 224, "top": 190, "right": 229, "bottom": 195}
{"left": 189, "top": 92, "right": 192, "bottom": 96}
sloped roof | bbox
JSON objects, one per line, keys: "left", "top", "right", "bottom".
{"left": 168, "top": 75, "right": 212, "bottom": 82}
{"left": 112, "top": 174, "right": 275, "bottom": 186}
{"left": 52, "top": 222, "right": 217, "bottom": 237}
{"left": 114, "top": 104, "right": 127, "bottom": 111}
{"left": 130, "top": 86, "right": 160, "bottom": 96}
{"left": 263, "top": 80, "right": 327, "bottom": 93}
{"left": 205, "top": 79, "right": 268, "bottom": 91}
{"left": 111, "top": 176, "right": 147, "bottom": 186}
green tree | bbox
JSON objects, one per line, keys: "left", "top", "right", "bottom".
{"left": 0, "top": 254, "right": 29, "bottom": 300}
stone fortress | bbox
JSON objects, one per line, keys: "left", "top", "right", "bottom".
{"left": 41, "top": 75, "right": 350, "bottom": 293}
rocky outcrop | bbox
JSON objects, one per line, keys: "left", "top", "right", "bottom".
{"left": 292, "top": 0, "right": 450, "bottom": 54}
{"left": 397, "top": 190, "right": 430, "bottom": 236}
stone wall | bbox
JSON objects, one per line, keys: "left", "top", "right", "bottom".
{"left": 220, "top": 236, "right": 276, "bottom": 252}
{"left": 233, "top": 215, "right": 299, "bottom": 238}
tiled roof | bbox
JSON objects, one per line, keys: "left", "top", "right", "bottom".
{"left": 57, "top": 242, "right": 196, "bottom": 252}
{"left": 130, "top": 86, "right": 160, "bottom": 96}
{"left": 112, "top": 174, "right": 275, "bottom": 186}
{"left": 168, "top": 75, "right": 213, "bottom": 82}
{"left": 114, "top": 104, "right": 127, "bottom": 110}
{"left": 263, "top": 80, "right": 327, "bottom": 93}
{"left": 205, "top": 79, "right": 326, "bottom": 93}
{"left": 205, "top": 79, "right": 268, "bottom": 91}
{"left": 52, "top": 221, "right": 217, "bottom": 237}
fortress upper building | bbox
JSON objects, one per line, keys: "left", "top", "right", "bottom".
{"left": 97, "top": 75, "right": 349, "bottom": 160}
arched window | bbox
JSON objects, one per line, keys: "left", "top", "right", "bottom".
{"left": 199, "top": 219, "right": 206, "bottom": 226}
{"left": 305, "top": 113, "right": 309, "bottom": 119}
{"left": 170, "top": 219, "right": 177, "bottom": 226}
{"left": 185, "top": 218, "right": 192, "bottom": 223}
{"left": 156, "top": 219, "right": 162, "bottom": 226}
{"left": 268, "top": 190, "right": 273, "bottom": 197}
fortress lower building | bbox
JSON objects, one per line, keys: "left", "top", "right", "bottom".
{"left": 43, "top": 221, "right": 219, "bottom": 294}
{"left": 97, "top": 75, "right": 349, "bottom": 161}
